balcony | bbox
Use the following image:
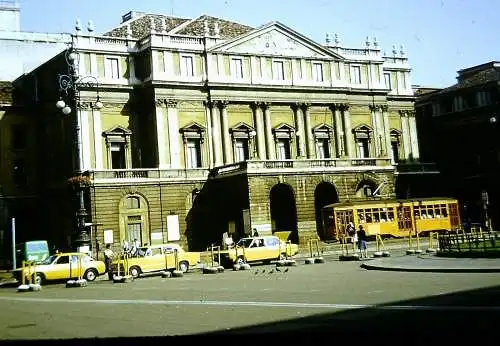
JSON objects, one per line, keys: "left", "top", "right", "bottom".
{"left": 214, "top": 158, "right": 394, "bottom": 176}
{"left": 87, "top": 168, "right": 210, "bottom": 184}
{"left": 395, "top": 162, "right": 440, "bottom": 174}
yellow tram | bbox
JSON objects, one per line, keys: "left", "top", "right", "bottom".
{"left": 321, "top": 197, "right": 461, "bottom": 240}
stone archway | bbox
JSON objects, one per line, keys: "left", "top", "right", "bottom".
{"left": 314, "top": 182, "right": 339, "bottom": 240}
{"left": 355, "top": 179, "right": 379, "bottom": 198}
{"left": 269, "top": 183, "right": 298, "bottom": 243}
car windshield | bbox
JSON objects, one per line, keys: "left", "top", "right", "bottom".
{"left": 236, "top": 238, "right": 254, "bottom": 248}
{"left": 40, "top": 255, "right": 57, "bottom": 265}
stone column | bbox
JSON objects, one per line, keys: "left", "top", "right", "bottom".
{"left": 330, "top": 104, "right": 344, "bottom": 157}
{"left": 381, "top": 105, "right": 392, "bottom": 161}
{"left": 408, "top": 111, "right": 420, "bottom": 160}
{"left": 302, "top": 103, "right": 314, "bottom": 158}
{"left": 251, "top": 102, "right": 266, "bottom": 160}
{"left": 166, "top": 99, "right": 181, "bottom": 168}
{"left": 211, "top": 101, "right": 223, "bottom": 166}
{"left": 262, "top": 102, "right": 275, "bottom": 160}
{"left": 204, "top": 101, "right": 214, "bottom": 168}
{"left": 400, "top": 110, "right": 411, "bottom": 160}
{"left": 219, "top": 101, "right": 232, "bottom": 164}
{"left": 154, "top": 99, "right": 168, "bottom": 169}
{"left": 369, "top": 104, "right": 379, "bottom": 157}
{"left": 292, "top": 103, "right": 305, "bottom": 157}
{"left": 92, "top": 107, "right": 103, "bottom": 169}
{"left": 341, "top": 104, "right": 354, "bottom": 158}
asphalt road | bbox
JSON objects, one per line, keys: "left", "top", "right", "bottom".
{"left": 0, "top": 259, "right": 499, "bottom": 341}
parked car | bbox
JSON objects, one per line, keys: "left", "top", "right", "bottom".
{"left": 11, "top": 252, "right": 106, "bottom": 284}
{"left": 112, "top": 243, "right": 201, "bottom": 278}
{"left": 219, "top": 235, "right": 299, "bottom": 266}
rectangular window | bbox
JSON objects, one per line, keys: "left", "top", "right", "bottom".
{"left": 110, "top": 143, "right": 126, "bottom": 169}
{"left": 384, "top": 73, "right": 391, "bottom": 90}
{"left": 127, "top": 223, "right": 142, "bottom": 244}
{"left": 273, "top": 61, "right": 284, "bottom": 81}
{"left": 186, "top": 139, "right": 202, "bottom": 168}
{"left": 181, "top": 56, "right": 194, "bottom": 77}
{"left": 277, "top": 139, "right": 291, "bottom": 159}
{"left": 105, "top": 58, "right": 120, "bottom": 79}
{"left": 312, "top": 62, "right": 324, "bottom": 82}
{"left": 356, "top": 139, "right": 370, "bottom": 158}
{"left": 316, "top": 139, "right": 330, "bottom": 158}
{"left": 231, "top": 58, "right": 244, "bottom": 79}
{"left": 11, "top": 124, "right": 27, "bottom": 150}
{"left": 235, "top": 139, "right": 249, "bottom": 162}
{"left": 351, "top": 66, "right": 361, "bottom": 84}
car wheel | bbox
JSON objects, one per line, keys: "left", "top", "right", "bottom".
{"left": 32, "top": 272, "right": 44, "bottom": 285}
{"left": 236, "top": 256, "right": 245, "bottom": 265}
{"left": 84, "top": 269, "right": 98, "bottom": 282}
{"left": 179, "top": 261, "right": 189, "bottom": 273}
{"left": 129, "top": 266, "right": 141, "bottom": 278}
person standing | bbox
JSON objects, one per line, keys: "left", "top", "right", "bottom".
{"left": 357, "top": 225, "right": 368, "bottom": 259}
{"left": 104, "top": 244, "right": 115, "bottom": 280}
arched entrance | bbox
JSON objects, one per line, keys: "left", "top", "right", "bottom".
{"left": 314, "top": 182, "right": 339, "bottom": 240}
{"left": 270, "top": 183, "right": 298, "bottom": 243}
{"left": 355, "top": 180, "right": 379, "bottom": 198}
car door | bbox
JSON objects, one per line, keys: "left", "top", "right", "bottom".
{"left": 70, "top": 255, "right": 83, "bottom": 279}
{"left": 162, "top": 245, "right": 177, "bottom": 270}
{"left": 245, "top": 239, "right": 265, "bottom": 262}
{"left": 264, "top": 237, "right": 280, "bottom": 259}
{"left": 48, "top": 255, "right": 70, "bottom": 280}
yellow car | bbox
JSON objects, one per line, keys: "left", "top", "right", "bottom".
{"left": 12, "top": 252, "right": 106, "bottom": 284}
{"left": 220, "top": 235, "right": 299, "bottom": 266}
{"left": 112, "top": 243, "right": 201, "bottom": 278}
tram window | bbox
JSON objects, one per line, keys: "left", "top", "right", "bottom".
{"left": 414, "top": 209, "right": 421, "bottom": 219}
{"left": 380, "top": 208, "right": 388, "bottom": 222}
{"left": 441, "top": 207, "right": 448, "bottom": 217}
{"left": 388, "top": 210, "right": 394, "bottom": 221}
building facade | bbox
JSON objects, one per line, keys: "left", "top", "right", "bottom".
{"left": 415, "top": 62, "right": 500, "bottom": 231}
{"left": 13, "top": 11, "right": 436, "bottom": 255}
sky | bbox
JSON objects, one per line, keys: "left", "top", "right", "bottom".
{"left": 16, "top": 0, "right": 499, "bottom": 88}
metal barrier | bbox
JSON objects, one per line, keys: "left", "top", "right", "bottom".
{"left": 339, "top": 234, "right": 359, "bottom": 260}
{"left": 406, "top": 230, "right": 423, "bottom": 255}
{"left": 427, "top": 232, "right": 439, "bottom": 253}
{"left": 373, "top": 234, "right": 390, "bottom": 257}
{"left": 113, "top": 252, "right": 133, "bottom": 283}
{"left": 303, "top": 239, "right": 324, "bottom": 264}
{"left": 438, "top": 231, "right": 498, "bottom": 255}
{"left": 17, "top": 260, "right": 41, "bottom": 292}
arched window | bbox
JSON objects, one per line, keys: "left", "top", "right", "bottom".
{"left": 126, "top": 196, "right": 140, "bottom": 209}
{"left": 390, "top": 129, "right": 402, "bottom": 162}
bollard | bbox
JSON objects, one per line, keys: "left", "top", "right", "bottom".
{"left": 17, "top": 261, "right": 30, "bottom": 292}
{"left": 339, "top": 234, "right": 360, "bottom": 261}
{"left": 113, "top": 252, "right": 133, "bottom": 283}
{"left": 414, "top": 232, "right": 423, "bottom": 254}
{"left": 29, "top": 261, "right": 42, "bottom": 291}
{"left": 171, "top": 250, "right": 183, "bottom": 277}
{"left": 67, "top": 256, "right": 87, "bottom": 288}
{"left": 374, "top": 234, "right": 390, "bottom": 257}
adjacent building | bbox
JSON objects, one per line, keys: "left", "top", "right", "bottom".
{"left": 415, "top": 61, "right": 500, "bottom": 230}
{"left": 11, "top": 10, "right": 437, "bottom": 256}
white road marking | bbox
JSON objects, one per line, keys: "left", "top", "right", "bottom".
{"left": 0, "top": 296, "right": 498, "bottom": 311}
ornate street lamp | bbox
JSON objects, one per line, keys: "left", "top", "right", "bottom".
{"left": 56, "top": 39, "right": 102, "bottom": 252}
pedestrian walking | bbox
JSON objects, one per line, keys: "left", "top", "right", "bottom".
{"left": 104, "top": 244, "right": 115, "bottom": 280}
{"left": 357, "top": 225, "right": 368, "bottom": 258}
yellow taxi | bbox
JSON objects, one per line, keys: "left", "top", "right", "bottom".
{"left": 112, "top": 243, "right": 201, "bottom": 278}
{"left": 12, "top": 252, "right": 106, "bottom": 284}
{"left": 220, "top": 235, "right": 299, "bottom": 266}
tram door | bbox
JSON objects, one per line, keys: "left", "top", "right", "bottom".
{"left": 397, "top": 206, "right": 413, "bottom": 235}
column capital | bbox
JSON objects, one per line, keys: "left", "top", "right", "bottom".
{"left": 336, "top": 103, "right": 349, "bottom": 111}
{"left": 250, "top": 101, "right": 260, "bottom": 111}
{"left": 217, "top": 100, "right": 229, "bottom": 108}
{"left": 369, "top": 104, "right": 380, "bottom": 112}
{"left": 155, "top": 98, "right": 165, "bottom": 107}
{"left": 301, "top": 102, "right": 311, "bottom": 109}
{"left": 165, "top": 99, "right": 178, "bottom": 108}
{"left": 328, "top": 104, "right": 337, "bottom": 112}
{"left": 380, "top": 104, "right": 389, "bottom": 112}
{"left": 203, "top": 100, "right": 215, "bottom": 108}
{"left": 290, "top": 102, "right": 301, "bottom": 111}
{"left": 260, "top": 101, "right": 271, "bottom": 110}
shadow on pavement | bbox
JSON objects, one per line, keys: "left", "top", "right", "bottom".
{"left": 1, "top": 284, "right": 499, "bottom": 345}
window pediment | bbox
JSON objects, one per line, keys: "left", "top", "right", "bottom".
{"left": 180, "top": 122, "right": 206, "bottom": 138}
{"left": 353, "top": 124, "right": 373, "bottom": 139}
{"left": 103, "top": 125, "right": 132, "bottom": 142}
{"left": 230, "top": 122, "right": 255, "bottom": 138}
{"left": 272, "top": 123, "right": 295, "bottom": 139}
{"left": 313, "top": 123, "right": 334, "bottom": 139}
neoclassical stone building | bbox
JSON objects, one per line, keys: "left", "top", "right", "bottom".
{"left": 15, "top": 11, "right": 436, "bottom": 254}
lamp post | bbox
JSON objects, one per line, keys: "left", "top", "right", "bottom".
{"left": 56, "top": 39, "right": 102, "bottom": 252}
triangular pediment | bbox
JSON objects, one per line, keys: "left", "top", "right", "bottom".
{"left": 210, "top": 22, "right": 343, "bottom": 60}
{"left": 180, "top": 121, "right": 206, "bottom": 132}
{"left": 103, "top": 125, "right": 132, "bottom": 136}
{"left": 313, "top": 123, "right": 333, "bottom": 132}
{"left": 230, "top": 122, "right": 254, "bottom": 132}
{"left": 273, "top": 123, "right": 295, "bottom": 132}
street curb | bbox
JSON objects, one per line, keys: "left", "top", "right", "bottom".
{"left": 360, "top": 262, "right": 500, "bottom": 273}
